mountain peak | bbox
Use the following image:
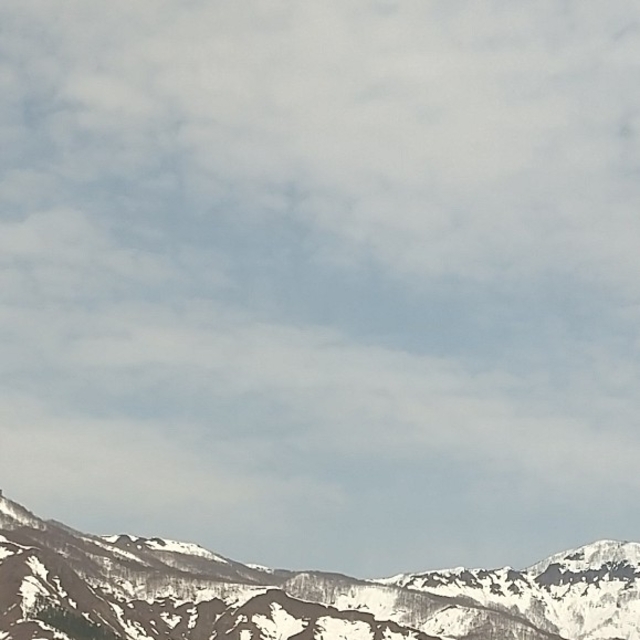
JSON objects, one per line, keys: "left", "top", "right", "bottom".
{"left": 0, "top": 491, "right": 43, "bottom": 529}
{"left": 528, "top": 539, "right": 640, "bottom": 576}
{"left": 101, "top": 533, "right": 231, "bottom": 563}
{"left": 2, "top": 491, "right": 640, "bottom": 640}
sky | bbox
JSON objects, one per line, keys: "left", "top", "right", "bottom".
{"left": 1, "top": 0, "right": 640, "bottom": 578}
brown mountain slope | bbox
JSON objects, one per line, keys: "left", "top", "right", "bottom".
{"left": 0, "top": 492, "right": 566, "bottom": 640}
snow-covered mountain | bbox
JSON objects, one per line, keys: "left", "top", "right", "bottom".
{"left": 0, "top": 491, "right": 635, "bottom": 640}
{"left": 376, "top": 539, "right": 640, "bottom": 640}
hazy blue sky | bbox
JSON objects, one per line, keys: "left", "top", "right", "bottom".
{"left": 2, "top": 0, "right": 640, "bottom": 577}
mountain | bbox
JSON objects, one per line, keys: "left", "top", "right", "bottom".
{"left": 0, "top": 492, "right": 634, "bottom": 640}
{"left": 376, "top": 539, "right": 640, "bottom": 640}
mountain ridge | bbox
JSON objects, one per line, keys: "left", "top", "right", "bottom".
{"left": 0, "top": 491, "right": 636, "bottom": 640}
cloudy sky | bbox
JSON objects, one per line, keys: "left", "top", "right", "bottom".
{"left": 2, "top": 0, "right": 640, "bottom": 577}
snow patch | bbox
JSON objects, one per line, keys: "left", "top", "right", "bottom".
{"left": 26, "top": 556, "right": 49, "bottom": 582}
{"left": 252, "top": 603, "right": 306, "bottom": 640}
{"left": 421, "top": 606, "right": 482, "bottom": 640}
{"left": 0, "top": 546, "right": 14, "bottom": 562}
{"left": 0, "top": 496, "right": 37, "bottom": 526}
{"left": 187, "top": 607, "right": 198, "bottom": 630}
{"left": 101, "top": 534, "right": 141, "bottom": 544}
{"left": 110, "top": 602, "right": 154, "bottom": 640}
{"left": 160, "top": 612, "right": 181, "bottom": 629}
{"left": 314, "top": 617, "right": 373, "bottom": 640}
{"left": 381, "top": 628, "right": 417, "bottom": 640}
{"left": 142, "top": 538, "right": 229, "bottom": 564}
{"left": 20, "top": 575, "right": 49, "bottom": 614}
{"left": 247, "top": 564, "right": 275, "bottom": 574}
{"left": 0, "top": 534, "right": 32, "bottom": 550}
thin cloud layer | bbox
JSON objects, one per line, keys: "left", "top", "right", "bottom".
{"left": 5, "top": 1, "right": 639, "bottom": 285}
{"left": 1, "top": 1, "right": 640, "bottom": 574}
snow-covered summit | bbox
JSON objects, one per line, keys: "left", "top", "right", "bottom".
{"left": 374, "top": 540, "right": 640, "bottom": 640}
{"left": 527, "top": 539, "right": 640, "bottom": 577}
{"left": 0, "top": 492, "right": 42, "bottom": 529}
{"left": 2, "top": 489, "right": 640, "bottom": 640}
{"left": 380, "top": 539, "right": 640, "bottom": 587}
{"left": 101, "top": 534, "right": 230, "bottom": 563}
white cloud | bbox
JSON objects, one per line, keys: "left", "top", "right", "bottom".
{"left": 1, "top": 212, "right": 638, "bottom": 498}
{"left": 2, "top": 0, "right": 640, "bottom": 571}
{"left": 2, "top": 1, "right": 634, "bottom": 293}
